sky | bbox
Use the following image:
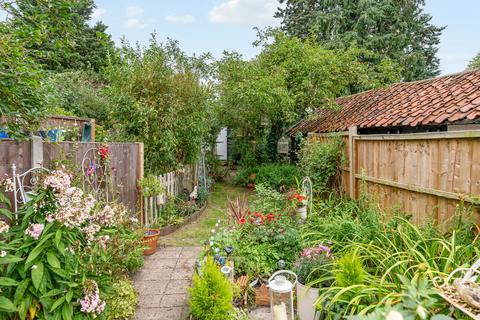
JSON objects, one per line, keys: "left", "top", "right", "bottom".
{"left": 2, "top": 1, "right": 479, "bottom": 75}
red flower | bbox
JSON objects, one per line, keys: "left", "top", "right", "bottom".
{"left": 99, "top": 145, "right": 110, "bottom": 160}
{"left": 266, "top": 213, "right": 275, "bottom": 222}
{"left": 297, "top": 195, "right": 306, "bottom": 202}
{"left": 238, "top": 218, "right": 246, "bottom": 225}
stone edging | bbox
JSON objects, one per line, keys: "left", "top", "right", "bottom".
{"left": 158, "top": 201, "right": 208, "bottom": 237}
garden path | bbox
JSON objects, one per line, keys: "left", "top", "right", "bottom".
{"left": 133, "top": 246, "right": 201, "bottom": 320}
{"left": 134, "top": 183, "right": 253, "bottom": 320}
{"left": 160, "top": 183, "right": 254, "bottom": 246}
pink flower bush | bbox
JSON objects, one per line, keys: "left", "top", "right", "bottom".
{"left": 79, "top": 280, "right": 105, "bottom": 314}
{"left": 82, "top": 223, "right": 101, "bottom": 242}
{"left": 94, "top": 204, "right": 125, "bottom": 227}
{"left": 55, "top": 187, "right": 96, "bottom": 228}
{"left": 0, "top": 220, "right": 10, "bottom": 233}
{"left": 43, "top": 167, "right": 71, "bottom": 193}
{"left": 25, "top": 223, "right": 44, "bottom": 240}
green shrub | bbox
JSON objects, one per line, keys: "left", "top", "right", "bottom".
{"left": 234, "top": 164, "right": 300, "bottom": 190}
{"left": 334, "top": 252, "right": 365, "bottom": 287}
{"left": 104, "top": 279, "right": 138, "bottom": 320}
{"left": 299, "top": 137, "right": 344, "bottom": 194}
{"left": 209, "top": 212, "right": 301, "bottom": 277}
{"left": 233, "top": 166, "right": 259, "bottom": 187}
{"left": 138, "top": 175, "right": 164, "bottom": 197}
{"left": 189, "top": 256, "right": 234, "bottom": 320}
{"left": 249, "top": 183, "right": 287, "bottom": 213}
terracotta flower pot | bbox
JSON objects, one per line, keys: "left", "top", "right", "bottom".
{"left": 143, "top": 229, "right": 160, "bottom": 255}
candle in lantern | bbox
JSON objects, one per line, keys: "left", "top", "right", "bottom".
{"left": 273, "top": 302, "right": 288, "bottom": 320}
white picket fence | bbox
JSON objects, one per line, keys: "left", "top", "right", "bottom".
{"left": 143, "top": 164, "right": 198, "bottom": 226}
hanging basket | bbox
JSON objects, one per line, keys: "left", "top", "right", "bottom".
{"left": 143, "top": 229, "right": 160, "bottom": 255}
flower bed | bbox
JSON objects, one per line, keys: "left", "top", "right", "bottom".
{"left": 187, "top": 180, "right": 478, "bottom": 320}
{"left": 0, "top": 166, "right": 143, "bottom": 319}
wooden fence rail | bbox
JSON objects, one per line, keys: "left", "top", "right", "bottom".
{"left": 309, "top": 129, "right": 480, "bottom": 226}
{"left": 143, "top": 164, "right": 198, "bottom": 226}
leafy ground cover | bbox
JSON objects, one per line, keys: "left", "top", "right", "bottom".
{"left": 161, "top": 183, "right": 254, "bottom": 246}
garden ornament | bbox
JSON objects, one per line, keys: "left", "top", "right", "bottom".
{"left": 268, "top": 270, "right": 297, "bottom": 320}
{"left": 433, "top": 258, "right": 480, "bottom": 318}
{"left": 12, "top": 164, "right": 50, "bottom": 215}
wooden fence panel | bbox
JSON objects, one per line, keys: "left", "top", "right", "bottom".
{"left": 309, "top": 130, "right": 480, "bottom": 227}
{"left": 43, "top": 142, "right": 142, "bottom": 213}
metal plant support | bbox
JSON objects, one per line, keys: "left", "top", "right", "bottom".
{"left": 197, "top": 150, "right": 207, "bottom": 191}
{"left": 81, "top": 147, "right": 111, "bottom": 202}
{"left": 12, "top": 164, "right": 50, "bottom": 216}
{"left": 301, "top": 177, "right": 313, "bottom": 218}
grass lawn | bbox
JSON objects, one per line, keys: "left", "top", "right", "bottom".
{"left": 160, "top": 182, "right": 253, "bottom": 247}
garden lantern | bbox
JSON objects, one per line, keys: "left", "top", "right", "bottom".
{"left": 268, "top": 270, "right": 297, "bottom": 320}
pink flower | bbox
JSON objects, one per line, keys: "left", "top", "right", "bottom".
{"left": 79, "top": 280, "right": 105, "bottom": 314}
{"left": 25, "top": 223, "right": 44, "bottom": 240}
{"left": 43, "top": 167, "right": 72, "bottom": 193}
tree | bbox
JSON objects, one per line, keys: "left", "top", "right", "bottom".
{"left": 0, "top": 23, "right": 48, "bottom": 138}
{"left": 275, "top": 0, "right": 444, "bottom": 81}
{"left": 103, "top": 37, "right": 215, "bottom": 173}
{"left": 216, "top": 31, "right": 400, "bottom": 165}
{"left": 1, "top": 0, "right": 116, "bottom": 72}
{"left": 467, "top": 52, "right": 480, "bottom": 70}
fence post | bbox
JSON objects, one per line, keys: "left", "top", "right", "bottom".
{"left": 31, "top": 136, "right": 43, "bottom": 168}
{"left": 137, "top": 143, "right": 144, "bottom": 225}
{"left": 348, "top": 126, "right": 357, "bottom": 199}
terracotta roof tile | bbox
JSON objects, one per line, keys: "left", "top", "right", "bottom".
{"left": 288, "top": 69, "right": 480, "bottom": 135}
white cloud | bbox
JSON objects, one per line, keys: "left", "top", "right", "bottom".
{"left": 91, "top": 8, "right": 106, "bottom": 20}
{"left": 125, "top": 5, "right": 147, "bottom": 29}
{"left": 165, "top": 12, "right": 195, "bottom": 24}
{"left": 209, "top": 0, "right": 282, "bottom": 26}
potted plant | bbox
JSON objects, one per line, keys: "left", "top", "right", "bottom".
{"left": 138, "top": 175, "right": 164, "bottom": 204}
{"left": 142, "top": 228, "right": 160, "bottom": 255}
{"left": 292, "top": 193, "right": 308, "bottom": 220}
{"left": 295, "top": 244, "right": 333, "bottom": 320}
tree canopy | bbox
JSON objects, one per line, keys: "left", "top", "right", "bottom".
{"left": 468, "top": 52, "right": 480, "bottom": 70}
{"left": 275, "top": 0, "right": 444, "bottom": 81}
{"left": 216, "top": 31, "right": 400, "bottom": 165}
{"left": 102, "top": 37, "right": 215, "bottom": 173}
{"left": 1, "top": 0, "right": 115, "bottom": 72}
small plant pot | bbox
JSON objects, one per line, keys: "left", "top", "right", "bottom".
{"left": 143, "top": 229, "right": 160, "bottom": 255}
{"left": 296, "top": 282, "right": 320, "bottom": 320}
{"left": 296, "top": 206, "right": 307, "bottom": 220}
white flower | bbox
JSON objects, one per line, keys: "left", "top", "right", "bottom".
{"left": 0, "top": 221, "right": 9, "bottom": 233}
{"left": 416, "top": 305, "right": 427, "bottom": 319}
{"left": 214, "top": 248, "right": 219, "bottom": 253}
{"left": 31, "top": 265, "right": 38, "bottom": 270}
{"left": 386, "top": 310, "right": 404, "bottom": 320}
{"left": 211, "top": 229, "right": 215, "bottom": 234}
{"left": 209, "top": 241, "right": 214, "bottom": 246}
{"left": 0, "top": 250, "right": 6, "bottom": 257}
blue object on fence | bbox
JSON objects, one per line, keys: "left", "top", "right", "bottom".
{"left": 47, "top": 129, "right": 62, "bottom": 142}
{"left": 82, "top": 123, "right": 92, "bottom": 142}
{"left": 0, "top": 130, "right": 8, "bottom": 139}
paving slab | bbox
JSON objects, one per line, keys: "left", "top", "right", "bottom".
{"left": 133, "top": 246, "right": 201, "bottom": 320}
